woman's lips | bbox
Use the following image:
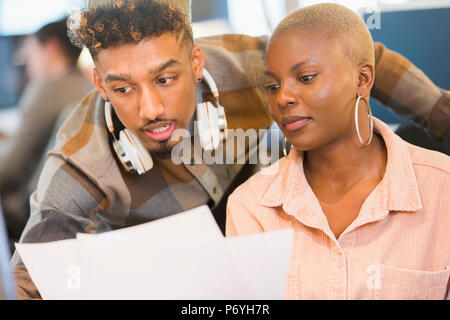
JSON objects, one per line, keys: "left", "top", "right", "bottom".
{"left": 283, "top": 116, "right": 312, "bottom": 132}
{"left": 143, "top": 121, "right": 175, "bottom": 141}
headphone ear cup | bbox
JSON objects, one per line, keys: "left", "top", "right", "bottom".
{"left": 115, "top": 130, "right": 144, "bottom": 174}
{"left": 207, "top": 102, "right": 220, "bottom": 150}
{"left": 113, "top": 130, "right": 153, "bottom": 175}
{"left": 124, "top": 129, "right": 153, "bottom": 172}
{"left": 196, "top": 102, "right": 211, "bottom": 151}
{"left": 197, "top": 69, "right": 226, "bottom": 151}
{"left": 105, "top": 99, "right": 153, "bottom": 174}
{"left": 196, "top": 101, "right": 221, "bottom": 151}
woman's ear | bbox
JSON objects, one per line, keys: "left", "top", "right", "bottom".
{"left": 190, "top": 44, "right": 205, "bottom": 80}
{"left": 357, "top": 64, "right": 375, "bottom": 98}
{"left": 92, "top": 68, "right": 109, "bottom": 101}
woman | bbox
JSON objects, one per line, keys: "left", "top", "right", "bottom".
{"left": 226, "top": 3, "right": 449, "bottom": 300}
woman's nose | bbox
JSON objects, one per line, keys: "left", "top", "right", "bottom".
{"left": 276, "top": 83, "right": 298, "bottom": 108}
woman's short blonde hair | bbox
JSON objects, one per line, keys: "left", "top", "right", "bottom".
{"left": 273, "top": 3, "right": 374, "bottom": 66}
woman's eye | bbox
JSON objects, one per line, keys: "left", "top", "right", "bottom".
{"left": 264, "top": 84, "right": 280, "bottom": 93}
{"left": 298, "top": 74, "right": 316, "bottom": 83}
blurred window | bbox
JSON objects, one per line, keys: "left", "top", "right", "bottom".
{"left": 227, "top": 0, "right": 287, "bottom": 36}
{"left": 0, "top": 0, "right": 87, "bottom": 36}
{"left": 226, "top": 0, "right": 449, "bottom": 36}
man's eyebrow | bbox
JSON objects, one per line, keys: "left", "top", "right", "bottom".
{"left": 149, "top": 59, "right": 182, "bottom": 74}
{"left": 104, "top": 60, "right": 182, "bottom": 83}
{"left": 105, "top": 74, "right": 131, "bottom": 83}
{"left": 290, "top": 60, "right": 320, "bottom": 73}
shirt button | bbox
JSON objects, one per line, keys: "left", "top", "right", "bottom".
{"left": 337, "top": 260, "right": 344, "bottom": 268}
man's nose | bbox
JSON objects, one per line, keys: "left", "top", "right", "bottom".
{"left": 276, "top": 82, "right": 298, "bottom": 108}
{"left": 139, "top": 88, "right": 165, "bottom": 121}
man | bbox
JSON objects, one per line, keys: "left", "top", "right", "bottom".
{"left": 0, "top": 19, "right": 93, "bottom": 245}
{"left": 12, "top": 0, "right": 450, "bottom": 299}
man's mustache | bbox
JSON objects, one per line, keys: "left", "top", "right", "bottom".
{"left": 143, "top": 118, "right": 165, "bottom": 127}
{"left": 141, "top": 118, "right": 170, "bottom": 126}
{"left": 140, "top": 118, "right": 177, "bottom": 132}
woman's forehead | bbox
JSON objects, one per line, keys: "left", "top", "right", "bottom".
{"left": 267, "top": 29, "right": 346, "bottom": 63}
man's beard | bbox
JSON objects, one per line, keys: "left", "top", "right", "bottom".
{"left": 149, "top": 140, "right": 174, "bottom": 159}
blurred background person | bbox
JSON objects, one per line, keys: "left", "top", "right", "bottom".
{"left": 0, "top": 18, "right": 93, "bottom": 247}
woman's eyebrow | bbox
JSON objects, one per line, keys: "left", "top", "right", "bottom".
{"left": 290, "top": 60, "right": 320, "bottom": 73}
{"left": 264, "top": 59, "right": 320, "bottom": 79}
{"left": 264, "top": 70, "right": 278, "bottom": 79}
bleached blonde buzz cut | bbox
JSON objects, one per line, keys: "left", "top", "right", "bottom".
{"left": 273, "top": 3, "right": 375, "bottom": 66}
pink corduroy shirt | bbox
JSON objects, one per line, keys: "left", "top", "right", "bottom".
{"left": 226, "top": 118, "right": 450, "bottom": 300}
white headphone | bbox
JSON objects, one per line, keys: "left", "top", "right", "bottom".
{"left": 196, "top": 68, "right": 227, "bottom": 151}
{"left": 104, "top": 68, "right": 227, "bottom": 175}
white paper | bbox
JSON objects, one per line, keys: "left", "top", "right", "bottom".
{"left": 77, "top": 205, "right": 223, "bottom": 241}
{"left": 16, "top": 205, "right": 294, "bottom": 300}
{"left": 16, "top": 205, "right": 220, "bottom": 300}
{"left": 15, "top": 239, "right": 83, "bottom": 300}
{"left": 77, "top": 237, "right": 251, "bottom": 300}
{"left": 225, "top": 229, "right": 294, "bottom": 300}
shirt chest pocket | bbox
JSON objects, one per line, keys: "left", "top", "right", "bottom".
{"left": 372, "top": 264, "right": 450, "bottom": 300}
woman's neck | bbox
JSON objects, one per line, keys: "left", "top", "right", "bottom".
{"left": 303, "top": 132, "right": 387, "bottom": 197}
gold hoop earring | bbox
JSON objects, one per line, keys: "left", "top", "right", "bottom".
{"left": 282, "top": 136, "right": 289, "bottom": 157}
{"left": 354, "top": 95, "right": 374, "bottom": 146}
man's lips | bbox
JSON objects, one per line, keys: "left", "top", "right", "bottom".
{"left": 143, "top": 121, "right": 175, "bottom": 141}
{"left": 282, "top": 116, "right": 312, "bottom": 132}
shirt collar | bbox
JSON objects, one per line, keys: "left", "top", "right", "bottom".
{"left": 260, "top": 118, "right": 422, "bottom": 223}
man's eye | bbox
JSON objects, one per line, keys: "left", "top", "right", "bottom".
{"left": 157, "top": 77, "right": 176, "bottom": 85}
{"left": 298, "top": 74, "right": 316, "bottom": 83}
{"left": 114, "top": 87, "right": 132, "bottom": 94}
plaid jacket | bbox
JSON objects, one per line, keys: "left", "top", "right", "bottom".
{"left": 12, "top": 34, "right": 450, "bottom": 299}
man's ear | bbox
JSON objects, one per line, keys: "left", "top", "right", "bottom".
{"left": 92, "top": 68, "right": 108, "bottom": 100}
{"left": 357, "top": 64, "right": 375, "bottom": 98}
{"left": 190, "top": 44, "right": 205, "bottom": 79}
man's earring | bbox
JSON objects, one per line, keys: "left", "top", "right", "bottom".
{"left": 197, "top": 77, "right": 202, "bottom": 83}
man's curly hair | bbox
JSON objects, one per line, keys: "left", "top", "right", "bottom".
{"left": 67, "top": 0, "right": 193, "bottom": 59}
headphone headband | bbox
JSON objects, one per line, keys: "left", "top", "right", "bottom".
{"left": 202, "top": 69, "right": 219, "bottom": 99}
{"left": 104, "top": 100, "right": 115, "bottom": 135}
